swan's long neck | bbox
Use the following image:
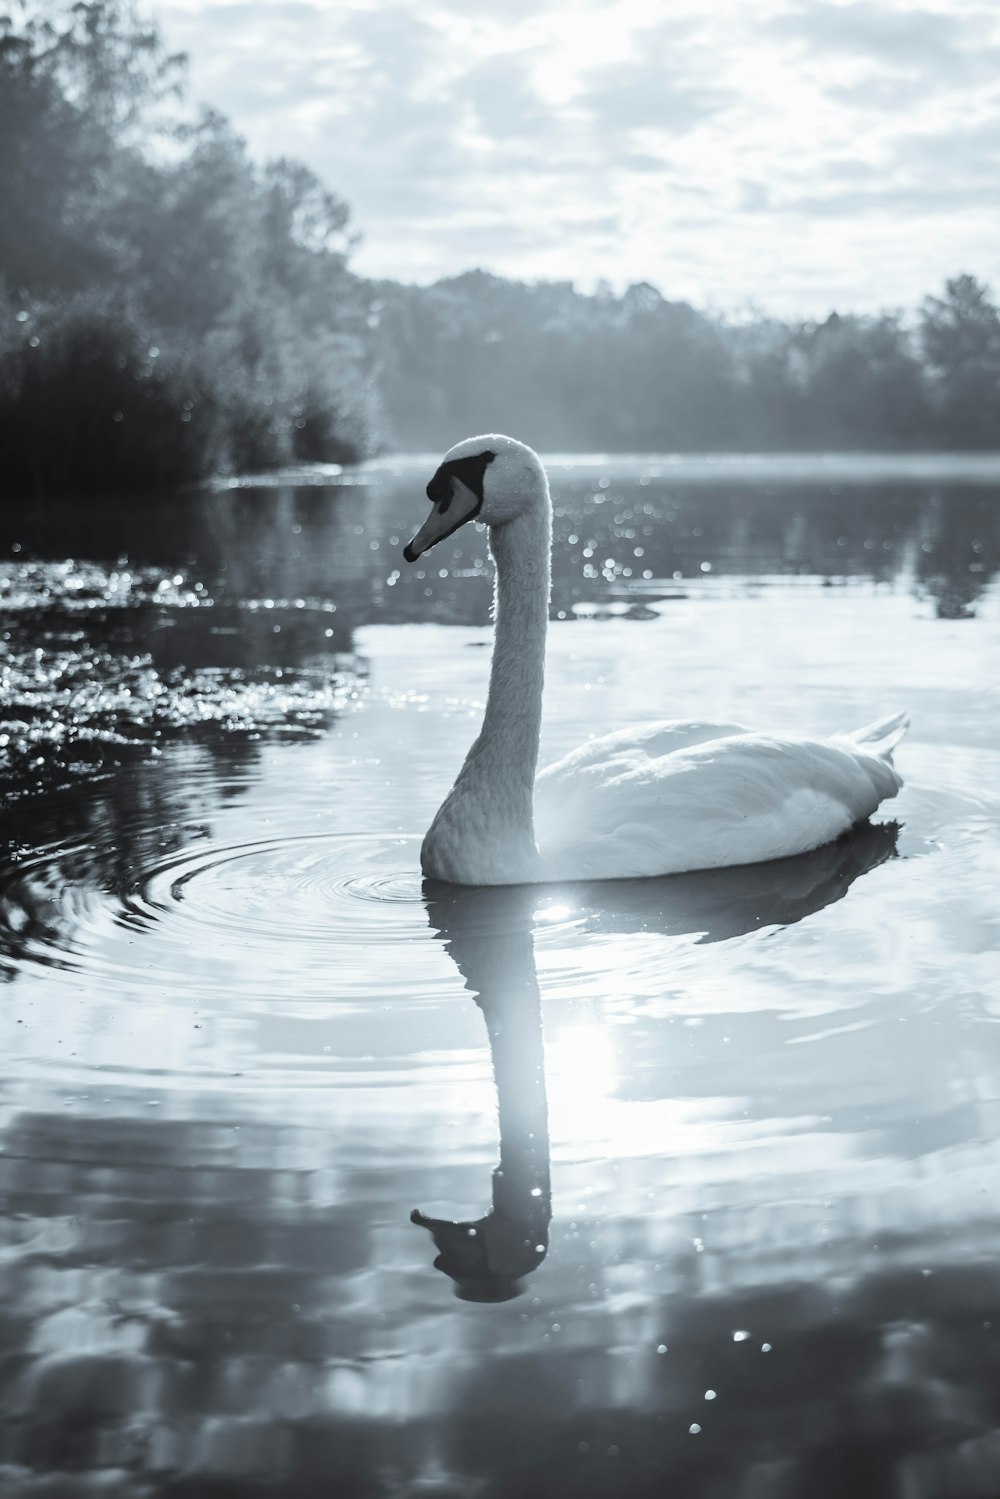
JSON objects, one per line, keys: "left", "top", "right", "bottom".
{"left": 480, "top": 503, "right": 551, "bottom": 783}
{"left": 422, "top": 494, "right": 551, "bottom": 884}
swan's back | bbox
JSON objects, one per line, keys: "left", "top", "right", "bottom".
{"left": 535, "top": 718, "right": 905, "bottom": 882}
{"left": 538, "top": 720, "right": 749, "bottom": 776}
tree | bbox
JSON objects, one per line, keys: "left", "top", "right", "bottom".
{"left": 0, "top": 0, "right": 376, "bottom": 494}
{"left": 920, "top": 276, "right": 1000, "bottom": 446}
{"left": 788, "top": 313, "right": 931, "bottom": 449}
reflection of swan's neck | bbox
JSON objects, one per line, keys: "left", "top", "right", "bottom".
{"left": 423, "top": 498, "right": 551, "bottom": 884}
{"left": 476, "top": 943, "right": 551, "bottom": 1223}
{"left": 413, "top": 896, "right": 552, "bottom": 1300}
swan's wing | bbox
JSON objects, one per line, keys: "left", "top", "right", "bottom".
{"left": 537, "top": 720, "right": 749, "bottom": 781}
{"left": 839, "top": 709, "right": 910, "bottom": 758}
{"left": 536, "top": 732, "right": 902, "bottom": 880}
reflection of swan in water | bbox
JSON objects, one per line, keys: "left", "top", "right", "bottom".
{"left": 411, "top": 819, "right": 899, "bottom": 1299}
{"left": 571, "top": 817, "right": 900, "bottom": 944}
{"left": 402, "top": 434, "right": 908, "bottom": 886}
{"left": 412, "top": 883, "right": 551, "bottom": 1303}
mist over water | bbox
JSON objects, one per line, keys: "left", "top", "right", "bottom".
{"left": 1, "top": 458, "right": 999, "bottom": 1497}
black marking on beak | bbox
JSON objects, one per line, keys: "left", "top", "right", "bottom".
{"left": 425, "top": 449, "right": 495, "bottom": 511}
{"left": 403, "top": 448, "right": 496, "bottom": 563}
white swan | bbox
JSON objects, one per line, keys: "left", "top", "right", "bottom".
{"left": 403, "top": 434, "right": 908, "bottom": 887}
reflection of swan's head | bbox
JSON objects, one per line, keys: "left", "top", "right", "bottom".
{"left": 410, "top": 1208, "right": 534, "bottom": 1303}
{"left": 403, "top": 433, "right": 546, "bottom": 561}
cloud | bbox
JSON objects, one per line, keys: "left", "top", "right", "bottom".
{"left": 771, "top": 2, "right": 1000, "bottom": 105}
{"left": 775, "top": 184, "right": 998, "bottom": 218}
{"left": 897, "top": 117, "right": 1000, "bottom": 173}
{"left": 459, "top": 53, "right": 568, "bottom": 142}
{"left": 584, "top": 61, "right": 730, "bottom": 135}
{"left": 149, "top": 0, "right": 1000, "bottom": 314}
{"left": 768, "top": 3, "right": 971, "bottom": 64}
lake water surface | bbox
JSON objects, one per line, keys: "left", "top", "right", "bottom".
{"left": 1, "top": 457, "right": 999, "bottom": 1497}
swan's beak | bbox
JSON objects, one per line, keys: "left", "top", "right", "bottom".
{"left": 403, "top": 476, "right": 482, "bottom": 562}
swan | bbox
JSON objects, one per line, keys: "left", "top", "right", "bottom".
{"left": 403, "top": 434, "right": 908, "bottom": 887}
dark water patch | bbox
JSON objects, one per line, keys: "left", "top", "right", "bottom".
{"left": 4, "top": 465, "right": 999, "bottom": 624}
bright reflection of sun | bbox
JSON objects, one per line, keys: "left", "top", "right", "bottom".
{"left": 544, "top": 1012, "right": 763, "bottom": 1167}
{"left": 546, "top": 1023, "right": 618, "bottom": 1146}
{"left": 533, "top": 903, "right": 573, "bottom": 924}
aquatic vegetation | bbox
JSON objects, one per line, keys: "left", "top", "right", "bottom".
{"left": 0, "top": 560, "right": 363, "bottom": 798}
{"left": 0, "top": 558, "right": 209, "bottom": 613}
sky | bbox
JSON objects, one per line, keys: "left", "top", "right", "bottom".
{"left": 148, "top": 0, "right": 1000, "bottom": 316}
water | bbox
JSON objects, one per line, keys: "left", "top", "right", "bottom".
{"left": 1, "top": 457, "right": 999, "bottom": 1497}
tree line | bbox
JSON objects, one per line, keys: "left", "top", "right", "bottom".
{"left": 2, "top": 1, "right": 999, "bottom": 496}
{"left": 372, "top": 271, "right": 1000, "bottom": 454}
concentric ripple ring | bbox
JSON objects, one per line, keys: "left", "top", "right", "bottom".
{"left": 1, "top": 833, "right": 449, "bottom": 1004}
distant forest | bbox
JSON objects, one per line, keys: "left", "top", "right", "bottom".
{"left": 2, "top": 1, "right": 1000, "bottom": 495}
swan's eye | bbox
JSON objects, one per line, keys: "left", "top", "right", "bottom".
{"left": 426, "top": 450, "right": 496, "bottom": 513}
{"left": 426, "top": 468, "right": 454, "bottom": 511}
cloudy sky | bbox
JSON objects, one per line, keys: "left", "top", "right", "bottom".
{"left": 149, "top": 0, "right": 1000, "bottom": 315}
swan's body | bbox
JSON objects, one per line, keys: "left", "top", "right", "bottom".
{"left": 534, "top": 713, "right": 906, "bottom": 882}
{"left": 404, "top": 435, "right": 908, "bottom": 887}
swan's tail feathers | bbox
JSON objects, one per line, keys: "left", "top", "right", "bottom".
{"left": 847, "top": 710, "right": 910, "bottom": 759}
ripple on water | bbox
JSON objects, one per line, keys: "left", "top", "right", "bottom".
{"left": 0, "top": 833, "right": 442, "bottom": 1006}
{"left": 2, "top": 763, "right": 998, "bottom": 1047}
{"left": 132, "top": 833, "right": 426, "bottom": 941}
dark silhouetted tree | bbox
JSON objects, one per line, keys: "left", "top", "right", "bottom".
{"left": 0, "top": 1, "right": 376, "bottom": 494}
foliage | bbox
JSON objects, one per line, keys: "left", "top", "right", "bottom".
{"left": 0, "top": 0, "right": 377, "bottom": 496}
{"left": 0, "top": 290, "right": 222, "bottom": 490}
{"left": 919, "top": 275, "right": 1000, "bottom": 446}
{"left": 374, "top": 271, "right": 1000, "bottom": 452}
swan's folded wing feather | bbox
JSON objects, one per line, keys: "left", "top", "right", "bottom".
{"left": 537, "top": 720, "right": 748, "bottom": 780}
{"left": 535, "top": 732, "right": 902, "bottom": 880}
{"left": 840, "top": 709, "right": 910, "bottom": 757}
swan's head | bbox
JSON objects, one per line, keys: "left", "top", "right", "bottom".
{"left": 403, "top": 433, "right": 546, "bottom": 563}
